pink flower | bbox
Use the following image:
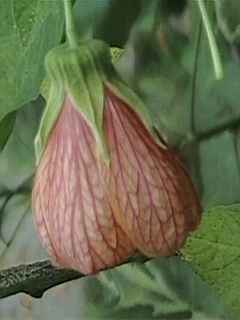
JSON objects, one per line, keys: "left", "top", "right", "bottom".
{"left": 32, "top": 41, "right": 201, "bottom": 275}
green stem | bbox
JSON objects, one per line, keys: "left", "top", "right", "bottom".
{"left": 197, "top": 0, "right": 223, "bottom": 80}
{"left": 63, "top": 0, "right": 78, "bottom": 48}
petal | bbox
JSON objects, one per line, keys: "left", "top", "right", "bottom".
{"left": 105, "top": 87, "right": 201, "bottom": 256}
{"left": 32, "top": 96, "right": 135, "bottom": 275}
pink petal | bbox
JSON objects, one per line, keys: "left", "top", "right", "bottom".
{"left": 105, "top": 87, "right": 201, "bottom": 256}
{"left": 32, "top": 96, "right": 135, "bottom": 274}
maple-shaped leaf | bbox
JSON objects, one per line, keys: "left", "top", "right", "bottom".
{"left": 182, "top": 205, "right": 240, "bottom": 317}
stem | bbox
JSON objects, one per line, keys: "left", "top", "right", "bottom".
{"left": 190, "top": 19, "right": 203, "bottom": 137}
{"left": 197, "top": 0, "right": 223, "bottom": 80}
{"left": 63, "top": 0, "right": 78, "bottom": 48}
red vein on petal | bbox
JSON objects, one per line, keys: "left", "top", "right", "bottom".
{"left": 78, "top": 144, "right": 109, "bottom": 269}
{"left": 33, "top": 183, "right": 60, "bottom": 263}
{"left": 78, "top": 114, "right": 131, "bottom": 267}
{"left": 110, "top": 89, "right": 201, "bottom": 235}
{"left": 71, "top": 113, "right": 95, "bottom": 272}
{"left": 106, "top": 98, "right": 147, "bottom": 245}
{"left": 108, "top": 95, "right": 173, "bottom": 253}
{"left": 151, "top": 154, "right": 179, "bottom": 251}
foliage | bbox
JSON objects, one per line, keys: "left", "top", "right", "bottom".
{"left": 0, "top": 0, "right": 63, "bottom": 122}
{"left": 84, "top": 256, "right": 232, "bottom": 319}
{"left": 183, "top": 205, "right": 240, "bottom": 316}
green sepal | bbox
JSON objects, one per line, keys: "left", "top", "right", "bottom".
{"left": 39, "top": 47, "right": 124, "bottom": 102}
{"left": 87, "top": 41, "right": 158, "bottom": 143}
{"left": 35, "top": 40, "right": 110, "bottom": 164}
{"left": 35, "top": 40, "right": 159, "bottom": 165}
{"left": 35, "top": 63, "right": 65, "bottom": 164}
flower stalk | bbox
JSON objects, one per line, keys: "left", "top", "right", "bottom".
{"left": 197, "top": 0, "right": 223, "bottom": 80}
{"left": 63, "top": 0, "right": 78, "bottom": 48}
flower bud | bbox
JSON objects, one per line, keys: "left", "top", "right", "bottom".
{"left": 32, "top": 40, "right": 201, "bottom": 275}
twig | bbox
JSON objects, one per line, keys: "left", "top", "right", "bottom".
{"left": 0, "top": 256, "right": 149, "bottom": 299}
{"left": 0, "top": 260, "right": 82, "bottom": 299}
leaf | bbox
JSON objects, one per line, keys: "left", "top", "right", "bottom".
{"left": 83, "top": 257, "right": 232, "bottom": 319}
{"left": 183, "top": 131, "right": 240, "bottom": 208}
{"left": 0, "top": 112, "right": 16, "bottom": 151}
{"left": 0, "top": 0, "right": 64, "bottom": 121}
{"left": 0, "top": 193, "right": 30, "bottom": 259}
{"left": 182, "top": 205, "right": 240, "bottom": 317}
{"left": 181, "top": 37, "right": 240, "bottom": 136}
{"left": 0, "top": 97, "right": 44, "bottom": 193}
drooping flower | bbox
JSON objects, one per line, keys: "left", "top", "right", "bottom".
{"left": 32, "top": 40, "right": 201, "bottom": 275}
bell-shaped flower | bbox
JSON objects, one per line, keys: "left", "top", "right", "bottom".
{"left": 32, "top": 40, "right": 201, "bottom": 275}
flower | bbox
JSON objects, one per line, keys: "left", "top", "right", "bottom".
{"left": 32, "top": 40, "right": 201, "bottom": 275}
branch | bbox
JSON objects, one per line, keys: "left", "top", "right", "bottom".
{"left": 0, "top": 260, "right": 82, "bottom": 299}
{"left": 0, "top": 256, "right": 149, "bottom": 299}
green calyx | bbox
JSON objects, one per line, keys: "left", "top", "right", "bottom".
{"left": 35, "top": 40, "right": 155, "bottom": 165}
{"left": 35, "top": 40, "right": 109, "bottom": 164}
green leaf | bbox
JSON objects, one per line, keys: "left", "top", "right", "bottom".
{"left": 183, "top": 131, "right": 240, "bottom": 208}
{"left": 182, "top": 205, "right": 240, "bottom": 317}
{"left": 0, "top": 193, "right": 30, "bottom": 259}
{"left": 0, "top": 97, "right": 43, "bottom": 192}
{"left": 181, "top": 37, "right": 240, "bottom": 136}
{"left": 0, "top": 112, "right": 16, "bottom": 151}
{"left": 83, "top": 257, "right": 232, "bottom": 319}
{"left": 0, "top": 0, "right": 64, "bottom": 121}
